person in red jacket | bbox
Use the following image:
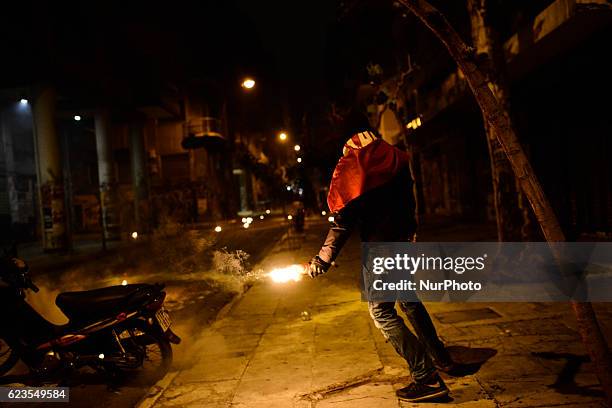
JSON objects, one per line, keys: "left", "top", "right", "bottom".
{"left": 307, "top": 108, "right": 454, "bottom": 402}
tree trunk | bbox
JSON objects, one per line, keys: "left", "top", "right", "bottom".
{"left": 466, "top": 0, "right": 533, "bottom": 242}
{"left": 395, "top": 0, "right": 612, "bottom": 404}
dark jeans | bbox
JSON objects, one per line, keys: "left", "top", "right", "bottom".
{"left": 368, "top": 301, "right": 450, "bottom": 381}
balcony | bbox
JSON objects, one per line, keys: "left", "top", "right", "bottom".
{"left": 182, "top": 116, "right": 226, "bottom": 150}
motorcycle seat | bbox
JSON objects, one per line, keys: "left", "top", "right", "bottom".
{"left": 56, "top": 284, "right": 156, "bottom": 322}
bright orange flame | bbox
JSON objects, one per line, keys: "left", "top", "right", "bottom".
{"left": 242, "top": 78, "right": 255, "bottom": 89}
{"left": 267, "top": 264, "right": 305, "bottom": 283}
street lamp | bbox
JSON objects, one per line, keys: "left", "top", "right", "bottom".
{"left": 19, "top": 98, "right": 28, "bottom": 105}
{"left": 279, "top": 132, "right": 288, "bottom": 141}
{"left": 73, "top": 115, "right": 81, "bottom": 121}
{"left": 297, "top": 157, "right": 302, "bottom": 163}
{"left": 294, "top": 144, "right": 301, "bottom": 152}
{"left": 241, "top": 78, "right": 255, "bottom": 90}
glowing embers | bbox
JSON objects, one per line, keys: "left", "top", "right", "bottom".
{"left": 267, "top": 264, "right": 305, "bottom": 283}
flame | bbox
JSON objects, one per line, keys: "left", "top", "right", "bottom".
{"left": 267, "top": 264, "right": 305, "bottom": 283}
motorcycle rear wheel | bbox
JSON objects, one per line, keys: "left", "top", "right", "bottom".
{"left": 0, "top": 338, "right": 19, "bottom": 376}
{"left": 112, "top": 321, "right": 173, "bottom": 380}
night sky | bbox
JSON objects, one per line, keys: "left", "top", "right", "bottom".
{"left": 0, "top": 1, "right": 344, "bottom": 128}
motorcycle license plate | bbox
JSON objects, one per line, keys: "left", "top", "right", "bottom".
{"left": 155, "top": 308, "right": 172, "bottom": 332}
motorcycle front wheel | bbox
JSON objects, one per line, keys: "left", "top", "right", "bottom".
{"left": 0, "top": 338, "right": 19, "bottom": 376}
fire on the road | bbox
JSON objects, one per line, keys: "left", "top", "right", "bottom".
{"left": 267, "top": 264, "right": 306, "bottom": 283}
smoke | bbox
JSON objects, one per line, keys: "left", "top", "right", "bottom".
{"left": 26, "top": 221, "right": 262, "bottom": 328}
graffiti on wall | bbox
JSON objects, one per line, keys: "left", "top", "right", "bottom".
{"left": 40, "top": 180, "right": 66, "bottom": 249}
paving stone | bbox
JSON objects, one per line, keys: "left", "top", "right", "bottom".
{"left": 149, "top": 232, "right": 609, "bottom": 408}
{"left": 173, "top": 355, "right": 249, "bottom": 383}
{"left": 316, "top": 383, "right": 398, "bottom": 408}
{"left": 434, "top": 307, "right": 503, "bottom": 324}
{"left": 480, "top": 375, "right": 604, "bottom": 407}
{"left": 156, "top": 379, "right": 237, "bottom": 407}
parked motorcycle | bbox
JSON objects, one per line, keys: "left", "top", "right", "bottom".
{"left": 0, "top": 257, "right": 180, "bottom": 381}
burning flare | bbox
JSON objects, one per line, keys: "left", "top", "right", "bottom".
{"left": 267, "top": 264, "right": 305, "bottom": 283}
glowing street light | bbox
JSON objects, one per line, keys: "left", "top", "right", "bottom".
{"left": 260, "top": 215, "right": 265, "bottom": 220}
{"left": 328, "top": 216, "right": 335, "bottom": 223}
{"left": 214, "top": 226, "right": 222, "bottom": 232}
{"left": 297, "top": 157, "right": 302, "bottom": 163}
{"left": 74, "top": 115, "right": 81, "bottom": 121}
{"left": 19, "top": 99, "right": 28, "bottom": 105}
{"left": 294, "top": 144, "right": 301, "bottom": 152}
{"left": 131, "top": 231, "right": 138, "bottom": 239}
{"left": 265, "top": 209, "right": 271, "bottom": 214}
{"left": 241, "top": 78, "right": 255, "bottom": 89}
{"left": 278, "top": 132, "right": 288, "bottom": 141}
{"left": 287, "top": 215, "right": 293, "bottom": 220}
{"left": 321, "top": 210, "right": 327, "bottom": 216}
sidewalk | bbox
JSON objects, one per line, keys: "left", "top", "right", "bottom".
{"left": 146, "top": 221, "right": 610, "bottom": 407}
{"left": 15, "top": 234, "right": 126, "bottom": 275}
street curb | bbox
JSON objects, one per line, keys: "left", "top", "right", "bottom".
{"left": 212, "top": 282, "right": 251, "bottom": 325}
{"left": 134, "top": 228, "right": 290, "bottom": 408}
{"left": 134, "top": 371, "right": 179, "bottom": 408}
{"left": 133, "top": 283, "right": 250, "bottom": 408}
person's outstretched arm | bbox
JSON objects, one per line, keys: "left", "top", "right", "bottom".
{"left": 308, "top": 202, "right": 359, "bottom": 277}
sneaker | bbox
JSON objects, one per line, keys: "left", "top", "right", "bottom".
{"left": 396, "top": 375, "right": 449, "bottom": 402}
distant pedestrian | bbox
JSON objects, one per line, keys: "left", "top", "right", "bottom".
{"left": 307, "top": 107, "right": 455, "bottom": 403}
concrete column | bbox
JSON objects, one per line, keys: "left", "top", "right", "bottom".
{"left": 129, "top": 123, "right": 149, "bottom": 232}
{"left": 95, "top": 109, "right": 120, "bottom": 240}
{"left": 0, "top": 111, "right": 12, "bottom": 224}
{"left": 4, "top": 130, "right": 20, "bottom": 227}
{"left": 32, "top": 88, "right": 67, "bottom": 250}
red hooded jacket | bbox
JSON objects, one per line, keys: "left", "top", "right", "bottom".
{"left": 327, "top": 131, "right": 411, "bottom": 213}
{"left": 318, "top": 131, "right": 417, "bottom": 263}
